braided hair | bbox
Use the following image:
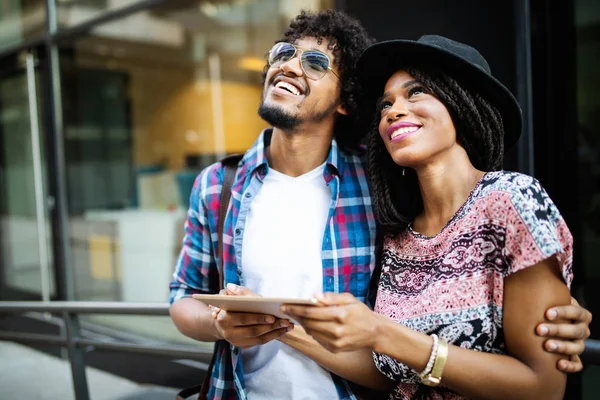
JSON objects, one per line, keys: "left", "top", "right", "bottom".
{"left": 366, "top": 64, "right": 505, "bottom": 234}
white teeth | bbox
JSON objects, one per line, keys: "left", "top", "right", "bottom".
{"left": 275, "top": 81, "right": 301, "bottom": 95}
{"left": 390, "top": 126, "right": 419, "bottom": 139}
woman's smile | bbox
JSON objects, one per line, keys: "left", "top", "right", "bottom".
{"left": 387, "top": 121, "right": 422, "bottom": 142}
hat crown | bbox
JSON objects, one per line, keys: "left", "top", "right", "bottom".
{"left": 418, "top": 35, "right": 491, "bottom": 75}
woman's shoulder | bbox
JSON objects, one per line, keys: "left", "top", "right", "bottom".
{"left": 480, "top": 170, "right": 541, "bottom": 193}
{"left": 478, "top": 170, "right": 564, "bottom": 225}
{"left": 478, "top": 171, "right": 549, "bottom": 205}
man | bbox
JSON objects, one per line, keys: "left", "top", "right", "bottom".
{"left": 170, "top": 10, "right": 592, "bottom": 400}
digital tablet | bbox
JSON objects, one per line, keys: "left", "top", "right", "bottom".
{"left": 192, "top": 294, "right": 319, "bottom": 319}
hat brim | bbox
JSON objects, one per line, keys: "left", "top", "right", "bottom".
{"left": 357, "top": 40, "right": 523, "bottom": 151}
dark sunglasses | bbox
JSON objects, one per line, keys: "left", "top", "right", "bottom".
{"left": 268, "top": 42, "right": 340, "bottom": 81}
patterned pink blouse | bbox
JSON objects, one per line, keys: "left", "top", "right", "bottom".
{"left": 373, "top": 171, "right": 573, "bottom": 400}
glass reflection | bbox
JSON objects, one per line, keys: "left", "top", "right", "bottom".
{"left": 0, "top": 0, "right": 46, "bottom": 52}
{"left": 58, "top": 0, "right": 332, "bottom": 342}
{"left": 0, "top": 53, "right": 54, "bottom": 298}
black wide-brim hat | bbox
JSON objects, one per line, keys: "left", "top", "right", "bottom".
{"left": 357, "top": 35, "right": 523, "bottom": 151}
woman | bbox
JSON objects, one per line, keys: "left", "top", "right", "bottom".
{"left": 281, "top": 35, "right": 574, "bottom": 399}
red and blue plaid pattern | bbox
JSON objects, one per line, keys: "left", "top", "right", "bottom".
{"left": 170, "top": 129, "right": 376, "bottom": 400}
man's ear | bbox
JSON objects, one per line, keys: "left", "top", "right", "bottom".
{"left": 336, "top": 103, "right": 349, "bottom": 116}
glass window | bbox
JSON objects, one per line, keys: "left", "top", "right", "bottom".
{"left": 56, "top": 0, "right": 141, "bottom": 28}
{"left": 58, "top": 0, "right": 333, "bottom": 343}
{"left": 0, "top": 50, "right": 55, "bottom": 299}
{"left": 0, "top": 0, "right": 46, "bottom": 52}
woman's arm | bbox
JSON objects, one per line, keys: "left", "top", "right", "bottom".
{"left": 279, "top": 324, "right": 395, "bottom": 391}
{"left": 283, "top": 257, "right": 570, "bottom": 400}
{"left": 377, "top": 258, "right": 569, "bottom": 400}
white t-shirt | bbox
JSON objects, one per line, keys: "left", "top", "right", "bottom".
{"left": 241, "top": 163, "right": 339, "bottom": 399}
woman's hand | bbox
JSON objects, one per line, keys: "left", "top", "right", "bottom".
{"left": 282, "top": 292, "right": 385, "bottom": 353}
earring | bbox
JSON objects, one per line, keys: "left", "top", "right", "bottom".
{"left": 402, "top": 167, "right": 405, "bottom": 176}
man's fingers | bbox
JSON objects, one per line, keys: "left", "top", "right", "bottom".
{"left": 256, "top": 325, "right": 294, "bottom": 343}
{"left": 543, "top": 338, "right": 585, "bottom": 356}
{"left": 537, "top": 322, "right": 589, "bottom": 340}
{"left": 546, "top": 304, "right": 592, "bottom": 324}
{"left": 226, "top": 283, "right": 260, "bottom": 297}
{"left": 557, "top": 356, "right": 583, "bottom": 373}
{"left": 235, "top": 325, "right": 294, "bottom": 348}
{"left": 218, "top": 310, "right": 277, "bottom": 326}
{"left": 209, "top": 305, "right": 221, "bottom": 319}
{"left": 235, "top": 320, "right": 292, "bottom": 339}
{"left": 570, "top": 297, "right": 580, "bottom": 307}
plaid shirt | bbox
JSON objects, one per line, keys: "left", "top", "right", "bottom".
{"left": 170, "top": 129, "right": 376, "bottom": 400}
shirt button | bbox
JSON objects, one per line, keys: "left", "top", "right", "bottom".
{"left": 235, "top": 228, "right": 241, "bottom": 235}
{"left": 237, "top": 270, "right": 242, "bottom": 276}
{"left": 245, "top": 192, "right": 252, "bottom": 198}
{"left": 232, "top": 347, "right": 239, "bottom": 355}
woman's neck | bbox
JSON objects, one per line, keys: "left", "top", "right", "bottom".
{"left": 413, "top": 150, "right": 486, "bottom": 236}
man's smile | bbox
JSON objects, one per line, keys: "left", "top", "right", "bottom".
{"left": 271, "top": 75, "right": 306, "bottom": 97}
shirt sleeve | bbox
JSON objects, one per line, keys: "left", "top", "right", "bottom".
{"left": 502, "top": 175, "right": 573, "bottom": 287}
{"left": 169, "top": 165, "right": 220, "bottom": 304}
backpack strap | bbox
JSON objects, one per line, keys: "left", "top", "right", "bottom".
{"left": 177, "top": 153, "right": 243, "bottom": 400}
{"left": 198, "top": 154, "right": 242, "bottom": 400}
{"left": 216, "top": 154, "right": 243, "bottom": 291}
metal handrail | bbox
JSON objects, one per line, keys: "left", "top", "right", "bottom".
{"left": 0, "top": 301, "right": 212, "bottom": 359}
{"left": 0, "top": 301, "right": 212, "bottom": 400}
{"left": 0, "top": 301, "right": 170, "bottom": 315}
{"left": 583, "top": 339, "right": 600, "bottom": 366}
{"left": 2, "top": 301, "right": 600, "bottom": 399}
{"left": 0, "top": 331, "right": 213, "bottom": 361}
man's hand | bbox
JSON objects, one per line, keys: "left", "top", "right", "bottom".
{"left": 211, "top": 284, "right": 292, "bottom": 348}
{"left": 536, "top": 297, "right": 593, "bottom": 373}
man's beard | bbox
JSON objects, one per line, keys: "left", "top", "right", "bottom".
{"left": 258, "top": 100, "right": 339, "bottom": 131}
{"left": 258, "top": 103, "right": 301, "bottom": 130}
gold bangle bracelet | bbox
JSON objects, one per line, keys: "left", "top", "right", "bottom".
{"left": 421, "top": 338, "right": 449, "bottom": 387}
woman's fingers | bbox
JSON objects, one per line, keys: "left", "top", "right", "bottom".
{"left": 314, "top": 292, "right": 359, "bottom": 306}
{"left": 282, "top": 304, "right": 347, "bottom": 322}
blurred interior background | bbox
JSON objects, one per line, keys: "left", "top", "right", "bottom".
{"left": 0, "top": 0, "right": 599, "bottom": 398}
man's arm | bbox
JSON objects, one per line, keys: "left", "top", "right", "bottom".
{"left": 169, "top": 168, "right": 290, "bottom": 346}
{"left": 171, "top": 296, "right": 291, "bottom": 345}
{"left": 170, "top": 298, "right": 221, "bottom": 342}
